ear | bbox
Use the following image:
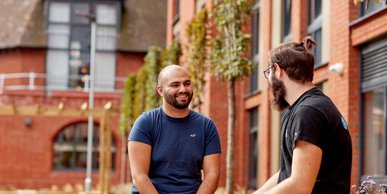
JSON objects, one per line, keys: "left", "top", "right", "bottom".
{"left": 156, "top": 86, "right": 163, "bottom": 96}
{"left": 274, "top": 63, "right": 283, "bottom": 78}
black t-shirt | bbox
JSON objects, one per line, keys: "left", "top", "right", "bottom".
{"left": 278, "top": 87, "right": 352, "bottom": 194}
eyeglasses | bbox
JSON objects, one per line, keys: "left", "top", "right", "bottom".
{"left": 263, "top": 65, "right": 274, "bottom": 79}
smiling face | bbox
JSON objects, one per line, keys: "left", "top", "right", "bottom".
{"left": 157, "top": 65, "right": 193, "bottom": 110}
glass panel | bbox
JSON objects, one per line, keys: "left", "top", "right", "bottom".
{"left": 250, "top": 64, "right": 258, "bottom": 92}
{"left": 314, "top": 0, "right": 322, "bottom": 17}
{"left": 68, "top": 39, "right": 90, "bottom": 89}
{"left": 252, "top": 10, "right": 259, "bottom": 56}
{"left": 95, "top": 52, "right": 116, "bottom": 91}
{"left": 96, "top": 26, "right": 117, "bottom": 51}
{"left": 249, "top": 108, "right": 258, "bottom": 130}
{"left": 250, "top": 6, "right": 259, "bottom": 93}
{"left": 362, "top": 87, "right": 385, "bottom": 176}
{"left": 71, "top": 26, "right": 91, "bottom": 51}
{"left": 283, "top": 0, "right": 291, "bottom": 40}
{"left": 308, "top": 0, "right": 312, "bottom": 25}
{"left": 97, "top": 4, "right": 117, "bottom": 25}
{"left": 248, "top": 108, "right": 259, "bottom": 190}
{"left": 71, "top": 3, "right": 90, "bottom": 24}
{"left": 47, "top": 25, "right": 70, "bottom": 49}
{"left": 361, "top": 0, "right": 387, "bottom": 16}
{"left": 46, "top": 50, "right": 69, "bottom": 90}
{"left": 49, "top": 2, "right": 70, "bottom": 23}
{"left": 314, "top": 29, "right": 322, "bottom": 66}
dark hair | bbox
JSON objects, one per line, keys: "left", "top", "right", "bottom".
{"left": 269, "top": 36, "right": 316, "bottom": 83}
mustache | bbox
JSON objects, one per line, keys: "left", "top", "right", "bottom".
{"left": 174, "top": 92, "right": 190, "bottom": 96}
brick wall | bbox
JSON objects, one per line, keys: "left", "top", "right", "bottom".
{"left": 0, "top": 47, "right": 144, "bottom": 189}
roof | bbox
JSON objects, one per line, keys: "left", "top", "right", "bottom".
{"left": 117, "top": 0, "right": 167, "bottom": 52}
{"left": 0, "top": 0, "right": 46, "bottom": 49}
{"left": 0, "top": 0, "right": 167, "bottom": 52}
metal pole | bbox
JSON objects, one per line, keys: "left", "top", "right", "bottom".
{"left": 85, "top": 19, "right": 96, "bottom": 193}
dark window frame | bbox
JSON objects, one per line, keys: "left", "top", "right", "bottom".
{"left": 45, "top": 0, "right": 120, "bottom": 91}
{"left": 52, "top": 122, "right": 117, "bottom": 171}
{"left": 307, "top": 0, "right": 323, "bottom": 68}
{"left": 282, "top": 0, "right": 292, "bottom": 42}
{"left": 248, "top": 107, "right": 259, "bottom": 190}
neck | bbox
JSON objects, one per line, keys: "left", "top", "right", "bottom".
{"left": 284, "top": 81, "right": 315, "bottom": 106}
{"left": 162, "top": 103, "right": 190, "bottom": 118}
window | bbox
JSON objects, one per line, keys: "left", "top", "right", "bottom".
{"left": 250, "top": 2, "right": 260, "bottom": 93}
{"left": 52, "top": 122, "right": 117, "bottom": 171}
{"left": 307, "top": 0, "right": 322, "bottom": 67}
{"left": 360, "top": 38, "right": 387, "bottom": 182}
{"left": 282, "top": 0, "right": 292, "bottom": 42}
{"left": 248, "top": 107, "right": 259, "bottom": 190}
{"left": 362, "top": 87, "right": 386, "bottom": 178}
{"left": 46, "top": 0, "right": 120, "bottom": 92}
{"left": 360, "top": 0, "right": 387, "bottom": 17}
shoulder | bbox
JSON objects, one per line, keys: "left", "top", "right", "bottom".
{"left": 189, "top": 110, "right": 215, "bottom": 124}
{"left": 139, "top": 107, "right": 162, "bottom": 120}
{"left": 298, "top": 91, "right": 338, "bottom": 119}
{"left": 133, "top": 107, "right": 162, "bottom": 126}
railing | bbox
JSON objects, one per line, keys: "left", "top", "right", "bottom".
{"left": 0, "top": 72, "right": 127, "bottom": 93}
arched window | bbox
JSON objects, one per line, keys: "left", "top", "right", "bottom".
{"left": 52, "top": 122, "right": 116, "bottom": 171}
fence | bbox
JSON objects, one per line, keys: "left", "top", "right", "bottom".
{"left": 0, "top": 72, "right": 127, "bottom": 93}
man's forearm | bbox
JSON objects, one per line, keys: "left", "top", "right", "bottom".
{"left": 253, "top": 172, "right": 279, "bottom": 194}
{"left": 261, "top": 176, "right": 312, "bottom": 194}
{"left": 197, "top": 173, "right": 219, "bottom": 194}
{"left": 132, "top": 174, "right": 158, "bottom": 194}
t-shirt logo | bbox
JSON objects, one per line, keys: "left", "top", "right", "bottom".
{"left": 341, "top": 117, "right": 348, "bottom": 130}
{"left": 190, "top": 133, "right": 197, "bottom": 138}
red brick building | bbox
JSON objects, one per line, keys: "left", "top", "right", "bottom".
{"left": 0, "top": 0, "right": 166, "bottom": 190}
{"left": 167, "top": 0, "right": 387, "bottom": 191}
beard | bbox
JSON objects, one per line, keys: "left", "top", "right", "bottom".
{"left": 163, "top": 91, "right": 193, "bottom": 109}
{"left": 270, "top": 76, "right": 289, "bottom": 111}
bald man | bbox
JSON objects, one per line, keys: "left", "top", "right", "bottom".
{"left": 128, "top": 65, "right": 222, "bottom": 194}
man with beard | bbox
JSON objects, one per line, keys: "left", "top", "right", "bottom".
{"left": 253, "top": 37, "right": 352, "bottom": 194}
{"left": 128, "top": 65, "right": 221, "bottom": 194}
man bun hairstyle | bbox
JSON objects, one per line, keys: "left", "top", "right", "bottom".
{"left": 269, "top": 36, "right": 316, "bottom": 83}
{"left": 301, "top": 36, "right": 316, "bottom": 52}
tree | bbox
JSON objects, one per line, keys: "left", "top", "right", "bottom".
{"left": 186, "top": 9, "right": 209, "bottom": 112}
{"left": 118, "top": 74, "right": 137, "bottom": 137}
{"left": 118, "top": 74, "right": 136, "bottom": 184}
{"left": 162, "top": 40, "right": 182, "bottom": 66}
{"left": 144, "top": 46, "right": 163, "bottom": 111}
{"left": 133, "top": 67, "right": 148, "bottom": 120}
{"left": 210, "top": 0, "right": 252, "bottom": 193}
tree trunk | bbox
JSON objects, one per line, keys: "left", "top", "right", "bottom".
{"left": 225, "top": 78, "right": 236, "bottom": 194}
{"left": 120, "top": 136, "right": 127, "bottom": 184}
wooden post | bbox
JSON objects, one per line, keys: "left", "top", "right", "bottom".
{"left": 106, "top": 107, "right": 112, "bottom": 194}
{"left": 99, "top": 102, "right": 112, "bottom": 194}
{"left": 99, "top": 109, "right": 106, "bottom": 193}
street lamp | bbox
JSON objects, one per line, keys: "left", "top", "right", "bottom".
{"left": 76, "top": 10, "right": 96, "bottom": 193}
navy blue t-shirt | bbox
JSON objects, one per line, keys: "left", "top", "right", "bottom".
{"left": 128, "top": 107, "right": 222, "bottom": 194}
